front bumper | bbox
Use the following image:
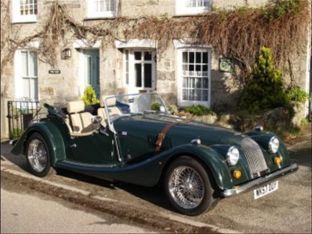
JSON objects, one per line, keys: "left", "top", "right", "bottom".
{"left": 221, "top": 163, "right": 298, "bottom": 197}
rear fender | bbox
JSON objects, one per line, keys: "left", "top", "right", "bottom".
{"left": 11, "top": 121, "right": 66, "bottom": 166}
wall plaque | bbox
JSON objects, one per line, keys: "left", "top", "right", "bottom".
{"left": 219, "top": 58, "right": 233, "bottom": 72}
{"left": 48, "top": 69, "right": 61, "bottom": 74}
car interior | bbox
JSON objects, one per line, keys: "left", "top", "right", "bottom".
{"left": 62, "top": 96, "right": 123, "bottom": 137}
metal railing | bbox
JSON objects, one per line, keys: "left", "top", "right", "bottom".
{"left": 7, "top": 100, "right": 41, "bottom": 139}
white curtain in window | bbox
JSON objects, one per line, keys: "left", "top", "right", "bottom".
{"left": 95, "top": 0, "right": 115, "bottom": 12}
{"left": 87, "top": 0, "right": 116, "bottom": 18}
{"left": 20, "top": 51, "right": 38, "bottom": 101}
{"left": 185, "top": 0, "right": 209, "bottom": 8}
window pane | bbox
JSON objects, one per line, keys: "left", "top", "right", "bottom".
{"left": 134, "top": 52, "right": 141, "bottom": 60}
{"left": 21, "top": 51, "right": 28, "bottom": 76}
{"left": 30, "top": 78, "right": 38, "bottom": 100}
{"left": 96, "top": 56, "right": 100, "bottom": 84}
{"left": 183, "top": 52, "right": 188, "bottom": 63}
{"left": 195, "top": 78, "right": 201, "bottom": 88}
{"left": 144, "top": 52, "right": 152, "bottom": 61}
{"left": 29, "top": 51, "right": 37, "bottom": 77}
{"left": 203, "top": 78, "right": 208, "bottom": 88}
{"left": 190, "top": 77, "right": 195, "bottom": 88}
{"left": 195, "top": 89, "right": 201, "bottom": 101}
{"left": 183, "top": 89, "right": 188, "bottom": 100}
{"left": 189, "top": 52, "right": 194, "bottom": 63}
{"left": 23, "top": 78, "right": 30, "bottom": 99}
{"left": 135, "top": 64, "right": 142, "bottom": 87}
{"left": 196, "top": 52, "right": 201, "bottom": 63}
{"left": 203, "top": 90, "right": 208, "bottom": 101}
{"left": 144, "top": 64, "right": 152, "bottom": 88}
{"left": 183, "top": 77, "right": 188, "bottom": 88}
{"left": 183, "top": 65, "right": 188, "bottom": 72}
{"left": 203, "top": 52, "right": 208, "bottom": 63}
{"left": 34, "top": 0, "right": 37, "bottom": 14}
{"left": 125, "top": 51, "right": 129, "bottom": 84}
{"left": 95, "top": 0, "right": 114, "bottom": 12}
{"left": 189, "top": 89, "right": 195, "bottom": 101}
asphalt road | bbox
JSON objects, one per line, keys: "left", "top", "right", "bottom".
{"left": 1, "top": 184, "right": 151, "bottom": 233}
{"left": 1, "top": 129, "right": 311, "bottom": 233}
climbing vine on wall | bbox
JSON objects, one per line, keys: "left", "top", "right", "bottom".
{"left": 1, "top": 0, "right": 310, "bottom": 81}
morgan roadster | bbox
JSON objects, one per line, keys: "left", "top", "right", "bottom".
{"left": 12, "top": 93, "right": 298, "bottom": 215}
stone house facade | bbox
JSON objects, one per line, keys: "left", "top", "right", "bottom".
{"left": 1, "top": 0, "right": 311, "bottom": 139}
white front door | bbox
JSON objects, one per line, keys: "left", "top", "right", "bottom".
{"left": 124, "top": 50, "right": 156, "bottom": 94}
{"left": 80, "top": 49, "right": 100, "bottom": 97}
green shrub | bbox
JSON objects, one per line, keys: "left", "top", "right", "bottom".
{"left": 239, "top": 47, "right": 288, "bottom": 113}
{"left": 81, "top": 86, "right": 99, "bottom": 106}
{"left": 286, "top": 86, "right": 309, "bottom": 103}
{"left": 264, "top": 0, "right": 300, "bottom": 21}
{"left": 168, "top": 104, "right": 178, "bottom": 115}
{"left": 184, "top": 105, "right": 214, "bottom": 116}
{"left": 10, "top": 128, "right": 22, "bottom": 139}
{"left": 151, "top": 102, "right": 161, "bottom": 111}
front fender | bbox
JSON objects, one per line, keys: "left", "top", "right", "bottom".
{"left": 164, "top": 144, "right": 233, "bottom": 190}
{"left": 11, "top": 121, "right": 66, "bottom": 166}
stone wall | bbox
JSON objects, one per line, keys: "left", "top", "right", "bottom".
{"left": 1, "top": 0, "right": 311, "bottom": 139}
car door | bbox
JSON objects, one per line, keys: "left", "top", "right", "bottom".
{"left": 67, "top": 132, "right": 116, "bottom": 165}
{"left": 115, "top": 118, "right": 162, "bottom": 162}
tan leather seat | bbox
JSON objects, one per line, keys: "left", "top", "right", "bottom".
{"left": 103, "top": 96, "right": 122, "bottom": 117}
{"left": 66, "top": 101, "right": 96, "bottom": 136}
{"left": 97, "top": 107, "right": 107, "bottom": 127}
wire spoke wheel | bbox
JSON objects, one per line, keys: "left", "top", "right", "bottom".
{"left": 168, "top": 166, "right": 205, "bottom": 210}
{"left": 165, "top": 156, "right": 217, "bottom": 215}
{"left": 27, "top": 138, "right": 48, "bottom": 173}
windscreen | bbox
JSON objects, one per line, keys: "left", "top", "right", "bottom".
{"left": 104, "top": 93, "right": 169, "bottom": 121}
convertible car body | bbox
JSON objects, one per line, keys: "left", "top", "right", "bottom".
{"left": 12, "top": 93, "right": 298, "bottom": 215}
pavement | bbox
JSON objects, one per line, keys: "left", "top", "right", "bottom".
{"left": 1, "top": 186, "right": 150, "bottom": 233}
{"left": 1, "top": 126, "right": 311, "bottom": 233}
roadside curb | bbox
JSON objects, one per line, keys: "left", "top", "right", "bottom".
{"left": 1, "top": 164, "right": 238, "bottom": 233}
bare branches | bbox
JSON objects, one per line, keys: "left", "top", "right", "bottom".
{"left": 1, "top": 0, "right": 309, "bottom": 78}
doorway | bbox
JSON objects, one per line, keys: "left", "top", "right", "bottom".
{"left": 80, "top": 49, "right": 100, "bottom": 97}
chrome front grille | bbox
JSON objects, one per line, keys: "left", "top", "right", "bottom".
{"left": 241, "top": 138, "right": 268, "bottom": 178}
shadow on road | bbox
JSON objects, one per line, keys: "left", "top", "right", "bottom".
{"left": 289, "top": 144, "right": 312, "bottom": 168}
{"left": 1, "top": 143, "right": 172, "bottom": 212}
{"left": 56, "top": 169, "right": 172, "bottom": 211}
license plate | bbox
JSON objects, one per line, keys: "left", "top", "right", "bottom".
{"left": 254, "top": 181, "right": 279, "bottom": 199}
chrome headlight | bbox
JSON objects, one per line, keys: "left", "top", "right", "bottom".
{"left": 226, "top": 146, "right": 240, "bottom": 166}
{"left": 268, "top": 136, "right": 279, "bottom": 153}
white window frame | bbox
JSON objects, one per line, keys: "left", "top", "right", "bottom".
{"left": 14, "top": 49, "right": 39, "bottom": 101}
{"left": 123, "top": 50, "right": 156, "bottom": 94}
{"left": 12, "top": 0, "right": 37, "bottom": 23}
{"left": 176, "top": 48, "right": 211, "bottom": 107}
{"left": 176, "top": 0, "right": 211, "bottom": 16}
{"left": 86, "top": 0, "right": 117, "bottom": 19}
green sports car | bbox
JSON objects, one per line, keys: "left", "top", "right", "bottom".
{"left": 12, "top": 93, "right": 298, "bottom": 216}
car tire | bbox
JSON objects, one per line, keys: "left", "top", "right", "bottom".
{"left": 26, "top": 133, "right": 52, "bottom": 177}
{"left": 164, "top": 156, "right": 216, "bottom": 216}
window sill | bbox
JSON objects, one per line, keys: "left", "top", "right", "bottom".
{"left": 173, "top": 13, "right": 208, "bottom": 17}
{"left": 12, "top": 19, "right": 37, "bottom": 24}
{"left": 84, "top": 16, "right": 116, "bottom": 21}
{"left": 175, "top": 8, "right": 210, "bottom": 16}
